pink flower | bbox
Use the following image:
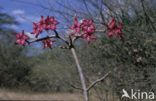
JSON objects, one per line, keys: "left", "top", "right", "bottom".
{"left": 14, "top": 30, "right": 29, "bottom": 46}
{"left": 106, "top": 17, "right": 123, "bottom": 40}
{"left": 31, "top": 23, "right": 42, "bottom": 38}
{"left": 46, "top": 16, "right": 59, "bottom": 30}
{"left": 70, "top": 17, "right": 96, "bottom": 43}
{"left": 106, "top": 17, "right": 116, "bottom": 29}
{"left": 80, "top": 19, "right": 96, "bottom": 43}
{"left": 81, "top": 33, "right": 96, "bottom": 43}
{"left": 81, "top": 19, "right": 96, "bottom": 34}
{"left": 70, "top": 17, "right": 81, "bottom": 35}
{"left": 39, "top": 16, "right": 46, "bottom": 29}
{"left": 31, "top": 16, "right": 59, "bottom": 38}
{"left": 42, "top": 38, "right": 55, "bottom": 49}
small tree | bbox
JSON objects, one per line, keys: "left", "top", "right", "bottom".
{"left": 14, "top": 14, "right": 123, "bottom": 101}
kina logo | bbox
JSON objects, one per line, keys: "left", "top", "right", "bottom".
{"left": 121, "top": 89, "right": 155, "bottom": 100}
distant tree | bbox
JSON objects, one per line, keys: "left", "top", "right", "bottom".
{"left": 0, "top": 8, "right": 33, "bottom": 88}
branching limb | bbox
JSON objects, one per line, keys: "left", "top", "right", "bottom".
{"left": 87, "top": 71, "right": 111, "bottom": 91}
{"left": 54, "top": 30, "right": 69, "bottom": 45}
{"left": 72, "top": 35, "right": 81, "bottom": 43}
{"left": 27, "top": 31, "right": 70, "bottom": 47}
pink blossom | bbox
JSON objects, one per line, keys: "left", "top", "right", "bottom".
{"left": 31, "top": 23, "right": 42, "bottom": 38}
{"left": 42, "top": 38, "right": 55, "bottom": 49}
{"left": 106, "top": 17, "right": 116, "bottom": 29}
{"left": 70, "top": 17, "right": 81, "bottom": 35}
{"left": 45, "top": 16, "right": 59, "bottom": 30}
{"left": 31, "top": 16, "right": 59, "bottom": 38}
{"left": 81, "top": 33, "right": 96, "bottom": 43}
{"left": 14, "top": 30, "right": 29, "bottom": 46}
{"left": 70, "top": 17, "right": 96, "bottom": 43}
{"left": 106, "top": 17, "right": 123, "bottom": 39}
{"left": 81, "top": 19, "right": 96, "bottom": 34}
{"left": 81, "top": 19, "right": 96, "bottom": 43}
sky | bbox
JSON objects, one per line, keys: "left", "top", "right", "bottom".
{"left": 0, "top": 0, "right": 61, "bottom": 53}
{"left": 0, "top": 0, "right": 61, "bottom": 38}
{"left": 0, "top": 0, "right": 81, "bottom": 38}
{"left": 0, "top": 0, "right": 81, "bottom": 53}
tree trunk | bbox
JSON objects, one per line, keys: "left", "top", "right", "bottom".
{"left": 71, "top": 47, "right": 89, "bottom": 101}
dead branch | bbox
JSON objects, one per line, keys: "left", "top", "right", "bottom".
{"left": 87, "top": 71, "right": 111, "bottom": 91}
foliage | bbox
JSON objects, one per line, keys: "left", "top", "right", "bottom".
{"left": 0, "top": 10, "right": 33, "bottom": 89}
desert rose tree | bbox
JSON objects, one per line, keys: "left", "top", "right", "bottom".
{"left": 14, "top": 14, "right": 123, "bottom": 101}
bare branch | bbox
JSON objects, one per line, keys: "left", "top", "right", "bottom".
{"left": 27, "top": 35, "right": 56, "bottom": 44}
{"left": 83, "top": 0, "right": 93, "bottom": 18}
{"left": 87, "top": 71, "right": 111, "bottom": 91}
{"left": 64, "top": 80, "right": 83, "bottom": 90}
{"left": 95, "top": 29, "right": 107, "bottom": 33}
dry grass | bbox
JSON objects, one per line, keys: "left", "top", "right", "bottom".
{"left": 0, "top": 89, "right": 83, "bottom": 101}
{"left": 0, "top": 89, "right": 121, "bottom": 101}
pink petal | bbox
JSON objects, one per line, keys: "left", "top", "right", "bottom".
{"left": 53, "top": 21, "right": 59, "bottom": 25}
{"left": 77, "top": 28, "right": 81, "bottom": 34}
{"left": 118, "top": 23, "right": 123, "bottom": 29}
{"left": 81, "top": 33, "right": 88, "bottom": 38}
{"left": 90, "top": 34, "right": 96, "bottom": 39}
{"left": 88, "top": 19, "right": 93, "bottom": 24}
{"left": 71, "top": 30, "right": 76, "bottom": 36}
{"left": 50, "top": 16, "right": 54, "bottom": 21}
{"left": 35, "top": 31, "right": 40, "bottom": 38}
{"left": 109, "top": 20, "right": 116, "bottom": 29}
{"left": 15, "top": 39, "right": 21, "bottom": 44}
{"left": 23, "top": 35, "right": 29, "bottom": 40}
{"left": 30, "top": 31, "right": 35, "bottom": 34}
{"left": 108, "top": 31, "right": 113, "bottom": 37}
{"left": 21, "top": 40, "right": 26, "bottom": 46}
{"left": 50, "top": 25, "right": 56, "bottom": 30}
{"left": 114, "top": 30, "right": 119, "bottom": 37}
{"left": 14, "top": 33, "right": 20, "bottom": 38}
{"left": 87, "top": 37, "right": 91, "bottom": 44}
{"left": 21, "top": 30, "right": 24, "bottom": 35}
{"left": 108, "top": 17, "right": 115, "bottom": 25}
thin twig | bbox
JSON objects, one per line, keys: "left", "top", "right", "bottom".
{"left": 83, "top": 0, "right": 93, "bottom": 19}
{"left": 58, "top": 46, "right": 69, "bottom": 49}
{"left": 95, "top": 29, "right": 107, "bottom": 33}
{"left": 72, "top": 35, "right": 81, "bottom": 43}
{"left": 140, "top": 0, "right": 156, "bottom": 32}
{"left": 69, "top": 83, "right": 83, "bottom": 90}
{"left": 87, "top": 71, "right": 111, "bottom": 91}
{"left": 64, "top": 80, "right": 83, "bottom": 90}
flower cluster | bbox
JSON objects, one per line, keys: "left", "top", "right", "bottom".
{"left": 31, "top": 16, "right": 59, "bottom": 38}
{"left": 14, "top": 15, "right": 123, "bottom": 49}
{"left": 14, "top": 30, "right": 29, "bottom": 46}
{"left": 106, "top": 17, "right": 123, "bottom": 40}
{"left": 70, "top": 17, "right": 96, "bottom": 43}
{"left": 42, "top": 38, "right": 55, "bottom": 49}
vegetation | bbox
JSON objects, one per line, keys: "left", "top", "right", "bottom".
{"left": 0, "top": 0, "right": 155, "bottom": 101}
